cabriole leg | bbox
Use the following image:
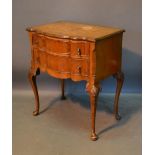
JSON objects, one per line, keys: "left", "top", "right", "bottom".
{"left": 113, "top": 71, "right": 124, "bottom": 120}
{"left": 86, "top": 82, "right": 100, "bottom": 141}
{"left": 28, "top": 69, "right": 40, "bottom": 116}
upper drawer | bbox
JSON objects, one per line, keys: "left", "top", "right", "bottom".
{"left": 32, "top": 34, "right": 90, "bottom": 57}
{"left": 70, "top": 40, "right": 89, "bottom": 58}
{"left": 45, "top": 36, "right": 70, "bottom": 55}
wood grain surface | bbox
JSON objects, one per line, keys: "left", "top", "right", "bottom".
{"left": 27, "top": 21, "right": 125, "bottom": 41}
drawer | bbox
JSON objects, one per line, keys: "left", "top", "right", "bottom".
{"left": 70, "top": 40, "right": 89, "bottom": 58}
{"left": 45, "top": 37, "right": 70, "bottom": 55}
{"left": 32, "top": 34, "right": 46, "bottom": 50}
{"left": 70, "top": 58, "right": 89, "bottom": 76}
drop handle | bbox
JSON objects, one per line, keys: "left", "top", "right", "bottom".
{"left": 77, "top": 66, "right": 82, "bottom": 73}
{"left": 77, "top": 48, "right": 81, "bottom": 56}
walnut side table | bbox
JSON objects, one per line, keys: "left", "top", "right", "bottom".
{"left": 26, "top": 21, "right": 125, "bottom": 141}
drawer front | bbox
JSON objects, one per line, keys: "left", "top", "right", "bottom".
{"left": 70, "top": 40, "right": 89, "bottom": 58}
{"left": 70, "top": 58, "right": 89, "bottom": 76}
{"left": 31, "top": 34, "right": 90, "bottom": 80}
{"left": 32, "top": 34, "right": 90, "bottom": 57}
{"left": 46, "top": 37, "right": 70, "bottom": 55}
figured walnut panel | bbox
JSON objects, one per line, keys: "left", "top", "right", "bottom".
{"left": 95, "top": 33, "right": 123, "bottom": 81}
{"left": 45, "top": 36, "right": 70, "bottom": 55}
{"left": 47, "top": 54, "right": 70, "bottom": 73}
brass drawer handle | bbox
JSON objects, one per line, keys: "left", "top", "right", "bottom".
{"left": 77, "top": 66, "right": 81, "bottom": 73}
{"left": 77, "top": 48, "right": 81, "bottom": 56}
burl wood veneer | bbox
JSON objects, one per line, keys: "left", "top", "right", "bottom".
{"left": 26, "top": 21, "right": 125, "bottom": 141}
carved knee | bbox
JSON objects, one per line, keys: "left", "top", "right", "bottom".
{"left": 86, "top": 82, "right": 100, "bottom": 97}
